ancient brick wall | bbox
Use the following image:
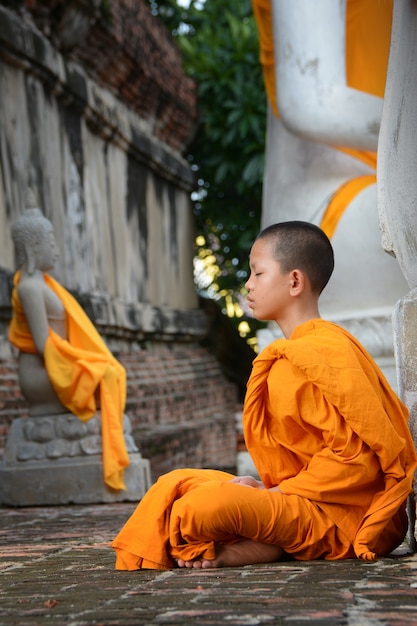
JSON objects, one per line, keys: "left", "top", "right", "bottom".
{"left": 0, "top": 1, "right": 243, "bottom": 484}
{"left": 21, "top": 0, "right": 197, "bottom": 152}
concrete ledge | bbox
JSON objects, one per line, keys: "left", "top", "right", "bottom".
{"left": 0, "top": 452, "right": 151, "bottom": 506}
{"left": 0, "top": 266, "right": 208, "bottom": 340}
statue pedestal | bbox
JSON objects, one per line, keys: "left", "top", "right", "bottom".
{"left": 0, "top": 413, "right": 151, "bottom": 506}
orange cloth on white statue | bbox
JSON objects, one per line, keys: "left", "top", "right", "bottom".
{"left": 251, "top": 0, "right": 393, "bottom": 238}
{"left": 8, "top": 271, "right": 129, "bottom": 491}
{"left": 111, "top": 319, "right": 416, "bottom": 569}
{"left": 251, "top": 0, "right": 392, "bottom": 117}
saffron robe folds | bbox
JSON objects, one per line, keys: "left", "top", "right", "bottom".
{"left": 112, "top": 320, "right": 417, "bottom": 568}
{"left": 8, "top": 272, "right": 130, "bottom": 491}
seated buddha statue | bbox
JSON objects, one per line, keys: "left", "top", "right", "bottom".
{"left": 9, "top": 192, "right": 129, "bottom": 491}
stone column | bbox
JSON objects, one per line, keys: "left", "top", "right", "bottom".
{"left": 377, "top": 0, "right": 417, "bottom": 546}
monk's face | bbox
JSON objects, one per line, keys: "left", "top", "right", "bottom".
{"left": 245, "top": 237, "right": 292, "bottom": 322}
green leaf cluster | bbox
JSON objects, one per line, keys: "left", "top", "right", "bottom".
{"left": 149, "top": 0, "right": 267, "bottom": 345}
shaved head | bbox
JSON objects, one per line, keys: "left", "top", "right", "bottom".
{"left": 256, "top": 221, "right": 334, "bottom": 294}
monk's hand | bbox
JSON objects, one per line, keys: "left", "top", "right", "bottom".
{"left": 230, "top": 476, "right": 265, "bottom": 489}
{"left": 268, "top": 485, "right": 282, "bottom": 493}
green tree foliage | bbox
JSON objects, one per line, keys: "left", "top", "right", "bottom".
{"left": 149, "top": 0, "right": 267, "bottom": 346}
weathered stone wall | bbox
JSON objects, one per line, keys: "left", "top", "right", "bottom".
{"left": 0, "top": 1, "right": 239, "bottom": 478}
{"left": 0, "top": 1, "right": 197, "bottom": 305}
{"left": 22, "top": 0, "right": 197, "bottom": 153}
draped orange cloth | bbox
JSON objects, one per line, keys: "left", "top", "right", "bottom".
{"left": 8, "top": 271, "right": 130, "bottom": 491}
{"left": 112, "top": 319, "right": 416, "bottom": 569}
{"left": 245, "top": 319, "right": 416, "bottom": 561}
{"left": 251, "top": 0, "right": 393, "bottom": 237}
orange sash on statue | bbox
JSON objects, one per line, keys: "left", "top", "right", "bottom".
{"left": 8, "top": 271, "right": 129, "bottom": 491}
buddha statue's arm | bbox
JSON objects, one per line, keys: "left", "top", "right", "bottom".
{"left": 17, "top": 280, "right": 50, "bottom": 356}
{"left": 272, "top": 0, "right": 383, "bottom": 151}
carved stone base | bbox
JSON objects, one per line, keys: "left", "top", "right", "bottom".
{"left": 0, "top": 413, "right": 152, "bottom": 506}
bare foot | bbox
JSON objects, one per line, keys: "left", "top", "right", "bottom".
{"left": 176, "top": 540, "right": 282, "bottom": 569}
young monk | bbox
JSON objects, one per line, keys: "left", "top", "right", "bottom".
{"left": 112, "top": 221, "right": 417, "bottom": 569}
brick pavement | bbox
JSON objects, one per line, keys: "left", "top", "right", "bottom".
{"left": 1, "top": 503, "right": 417, "bottom": 625}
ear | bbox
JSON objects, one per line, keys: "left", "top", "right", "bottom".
{"left": 289, "top": 269, "right": 305, "bottom": 295}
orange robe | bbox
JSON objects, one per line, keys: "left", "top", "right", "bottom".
{"left": 8, "top": 271, "right": 130, "bottom": 491}
{"left": 112, "top": 319, "right": 416, "bottom": 569}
